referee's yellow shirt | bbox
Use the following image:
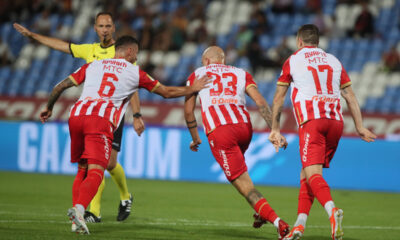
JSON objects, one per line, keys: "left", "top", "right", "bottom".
{"left": 69, "top": 43, "right": 115, "bottom": 63}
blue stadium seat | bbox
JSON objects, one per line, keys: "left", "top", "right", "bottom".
{"left": 293, "top": 0, "right": 307, "bottom": 10}
{"left": 363, "top": 98, "right": 379, "bottom": 113}
{"left": 0, "top": 67, "right": 11, "bottom": 94}
{"left": 216, "top": 34, "right": 230, "bottom": 49}
{"left": 0, "top": 23, "right": 12, "bottom": 42}
{"left": 62, "top": 14, "right": 74, "bottom": 26}
{"left": 8, "top": 70, "right": 26, "bottom": 96}
{"left": 235, "top": 57, "right": 251, "bottom": 71}
{"left": 367, "top": 49, "right": 382, "bottom": 62}
{"left": 322, "top": 0, "right": 336, "bottom": 15}
{"left": 131, "top": 18, "right": 144, "bottom": 30}
{"left": 49, "top": 14, "right": 60, "bottom": 35}
{"left": 259, "top": 34, "right": 271, "bottom": 50}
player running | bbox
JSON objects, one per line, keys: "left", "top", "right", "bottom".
{"left": 268, "top": 24, "right": 376, "bottom": 240}
{"left": 39, "top": 35, "right": 210, "bottom": 234}
{"left": 14, "top": 12, "right": 139, "bottom": 222}
{"left": 184, "top": 46, "right": 290, "bottom": 240}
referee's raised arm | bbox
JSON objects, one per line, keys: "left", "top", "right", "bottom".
{"left": 13, "top": 22, "right": 71, "bottom": 54}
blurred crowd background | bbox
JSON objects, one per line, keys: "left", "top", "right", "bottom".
{"left": 0, "top": 0, "right": 399, "bottom": 113}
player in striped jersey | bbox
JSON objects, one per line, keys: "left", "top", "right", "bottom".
{"left": 14, "top": 12, "right": 140, "bottom": 222}
{"left": 269, "top": 25, "right": 376, "bottom": 240}
{"left": 39, "top": 36, "right": 210, "bottom": 234}
{"left": 184, "top": 46, "right": 290, "bottom": 240}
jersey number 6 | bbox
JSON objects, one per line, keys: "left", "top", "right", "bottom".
{"left": 208, "top": 72, "right": 237, "bottom": 96}
{"left": 98, "top": 73, "right": 118, "bottom": 97}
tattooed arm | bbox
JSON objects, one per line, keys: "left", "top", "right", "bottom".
{"left": 39, "top": 77, "right": 75, "bottom": 123}
{"left": 269, "top": 85, "right": 289, "bottom": 152}
{"left": 184, "top": 93, "right": 202, "bottom": 152}
{"left": 271, "top": 85, "right": 288, "bottom": 131}
{"left": 246, "top": 85, "right": 273, "bottom": 129}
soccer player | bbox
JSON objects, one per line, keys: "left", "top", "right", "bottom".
{"left": 39, "top": 35, "right": 210, "bottom": 234}
{"left": 268, "top": 24, "right": 376, "bottom": 240}
{"left": 14, "top": 12, "right": 138, "bottom": 222}
{"left": 184, "top": 46, "right": 290, "bottom": 240}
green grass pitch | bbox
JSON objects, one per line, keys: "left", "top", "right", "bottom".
{"left": 0, "top": 171, "right": 399, "bottom": 240}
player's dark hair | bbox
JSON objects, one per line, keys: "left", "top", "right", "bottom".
{"left": 297, "top": 24, "right": 319, "bottom": 45}
{"left": 115, "top": 36, "right": 140, "bottom": 50}
{"left": 95, "top": 11, "right": 114, "bottom": 23}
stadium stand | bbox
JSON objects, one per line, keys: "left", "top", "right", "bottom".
{"left": 0, "top": 0, "right": 399, "bottom": 112}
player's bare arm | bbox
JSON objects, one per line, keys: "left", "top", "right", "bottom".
{"left": 184, "top": 93, "right": 201, "bottom": 152}
{"left": 341, "top": 85, "right": 376, "bottom": 142}
{"left": 153, "top": 75, "right": 211, "bottom": 98}
{"left": 246, "top": 85, "right": 273, "bottom": 129}
{"left": 270, "top": 85, "right": 289, "bottom": 152}
{"left": 40, "top": 77, "right": 75, "bottom": 123}
{"left": 130, "top": 91, "right": 145, "bottom": 136}
{"left": 13, "top": 23, "right": 71, "bottom": 54}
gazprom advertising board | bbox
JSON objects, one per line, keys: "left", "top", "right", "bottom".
{"left": 0, "top": 121, "right": 399, "bottom": 192}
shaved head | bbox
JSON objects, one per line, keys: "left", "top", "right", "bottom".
{"left": 202, "top": 46, "right": 225, "bottom": 66}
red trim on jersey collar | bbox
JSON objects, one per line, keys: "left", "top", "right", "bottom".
{"left": 293, "top": 46, "right": 317, "bottom": 55}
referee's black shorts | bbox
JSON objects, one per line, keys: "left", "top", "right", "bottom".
{"left": 112, "top": 115, "right": 124, "bottom": 152}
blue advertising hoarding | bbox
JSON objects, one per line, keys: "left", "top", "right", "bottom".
{"left": 0, "top": 121, "right": 399, "bottom": 192}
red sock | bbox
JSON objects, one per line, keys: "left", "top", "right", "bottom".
{"left": 297, "top": 178, "right": 314, "bottom": 215}
{"left": 72, "top": 167, "right": 87, "bottom": 206}
{"left": 308, "top": 174, "right": 332, "bottom": 207}
{"left": 76, "top": 168, "right": 104, "bottom": 209}
{"left": 254, "top": 198, "right": 278, "bottom": 223}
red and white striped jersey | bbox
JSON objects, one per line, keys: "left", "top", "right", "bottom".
{"left": 187, "top": 64, "right": 257, "bottom": 134}
{"left": 277, "top": 46, "right": 352, "bottom": 126}
{"left": 69, "top": 58, "right": 159, "bottom": 127}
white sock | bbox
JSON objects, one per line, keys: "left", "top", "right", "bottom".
{"left": 294, "top": 213, "right": 308, "bottom": 227}
{"left": 273, "top": 217, "right": 281, "bottom": 228}
{"left": 75, "top": 204, "right": 85, "bottom": 215}
{"left": 324, "top": 201, "right": 335, "bottom": 217}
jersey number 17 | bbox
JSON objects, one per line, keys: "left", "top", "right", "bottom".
{"left": 307, "top": 64, "right": 333, "bottom": 95}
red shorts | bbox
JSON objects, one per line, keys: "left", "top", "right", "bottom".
{"left": 207, "top": 123, "right": 252, "bottom": 182}
{"left": 299, "top": 119, "right": 343, "bottom": 168}
{"left": 68, "top": 115, "right": 114, "bottom": 169}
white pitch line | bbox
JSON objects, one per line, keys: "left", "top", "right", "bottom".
{"left": 0, "top": 218, "right": 399, "bottom": 231}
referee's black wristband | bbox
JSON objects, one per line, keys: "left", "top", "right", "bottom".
{"left": 133, "top": 112, "right": 142, "bottom": 118}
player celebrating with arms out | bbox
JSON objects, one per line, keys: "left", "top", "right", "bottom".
{"left": 39, "top": 36, "right": 210, "bottom": 234}
{"left": 184, "top": 46, "right": 290, "bottom": 240}
{"left": 14, "top": 12, "right": 140, "bottom": 222}
{"left": 269, "top": 24, "right": 376, "bottom": 240}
